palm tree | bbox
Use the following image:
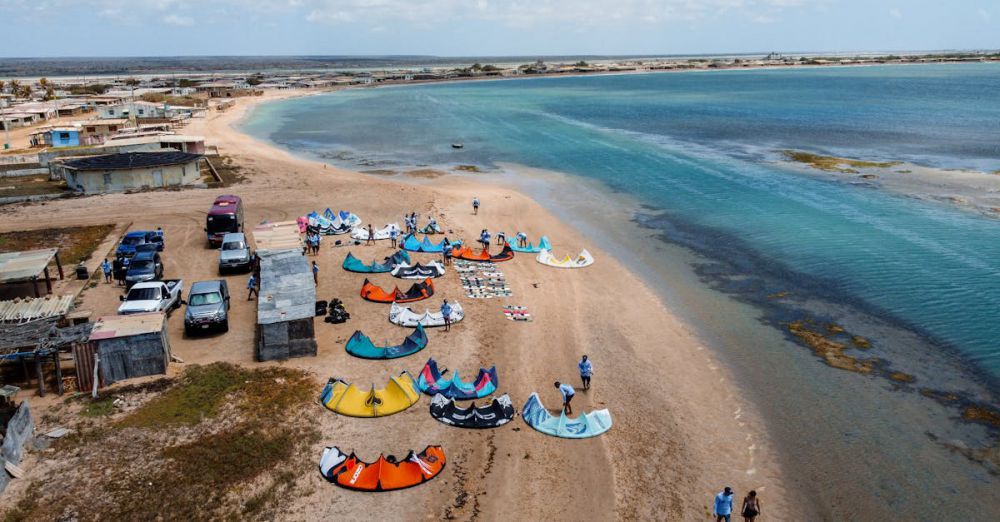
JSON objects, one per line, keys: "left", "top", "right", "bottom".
{"left": 0, "top": 80, "right": 5, "bottom": 93}
{"left": 38, "top": 77, "right": 49, "bottom": 89}
{"left": 9, "top": 79, "right": 20, "bottom": 95}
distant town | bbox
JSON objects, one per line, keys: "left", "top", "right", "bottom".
{"left": 1, "top": 50, "right": 997, "bottom": 202}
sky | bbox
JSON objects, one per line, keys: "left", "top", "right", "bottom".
{"left": 0, "top": 0, "right": 996, "bottom": 57}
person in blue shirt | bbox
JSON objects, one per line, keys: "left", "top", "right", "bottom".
{"left": 247, "top": 274, "right": 258, "bottom": 301}
{"left": 554, "top": 381, "right": 575, "bottom": 414}
{"left": 578, "top": 355, "right": 593, "bottom": 390}
{"left": 440, "top": 299, "right": 453, "bottom": 332}
{"left": 713, "top": 487, "right": 735, "bottom": 522}
{"left": 472, "top": 197, "right": 480, "bottom": 215}
{"left": 101, "top": 258, "right": 112, "bottom": 283}
{"left": 479, "top": 229, "right": 491, "bottom": 253}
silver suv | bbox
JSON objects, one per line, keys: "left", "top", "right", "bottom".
{"left": 218, "top": 232, "right": 251, "bottom": 273}
{"left": 183, "top": 280, "right": 230, "bottom": 335}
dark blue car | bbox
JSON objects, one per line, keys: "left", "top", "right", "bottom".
{"left": 116, "top": 230, "right": 165, "bottom": 257}
{"left": 124, "top": 251, "right": 164, "bottom": 288}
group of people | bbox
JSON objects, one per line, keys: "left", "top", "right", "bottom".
{"left": 403, "top": 212, "right": 420, "bottom": 234}
{"left": 552, "top": 355, "right": 594, "bottom": 415}
{"left": 306, "top": 230, "right": 322, "bottom": 255}
{"left": 713, "top": 487, "right": 762, "bottom": 522}
{"left": 101, "top": 253, "right": 133, "bottom": 286}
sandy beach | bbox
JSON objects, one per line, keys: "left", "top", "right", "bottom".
{"left": 0, "top": 90, "right": 800, "bottom": 520}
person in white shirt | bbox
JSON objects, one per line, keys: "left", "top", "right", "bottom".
{"left": 554, "top": 381, "right": 575, "bottom": 414}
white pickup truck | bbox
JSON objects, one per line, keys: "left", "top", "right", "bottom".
{"left": 117, "top": 280, "right": 184, "bottom": 315}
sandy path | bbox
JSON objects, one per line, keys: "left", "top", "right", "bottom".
{"left": 1, "top": 91, "right": 799, "bottom": 519}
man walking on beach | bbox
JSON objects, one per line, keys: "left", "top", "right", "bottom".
{"left": 247, "top": 273, "right": 258, "bottom": 301}
{"left": 578, "top": 355, "right": 592, "bottom": 390}
{"left": 101, "top": 258, "right": 112, "bottom": 283}
{"left": 441, "top": 299, "right": 453, "bottom": 332}
{"left": 366, "top": 224, "right": 375, "bottom": 246}
{"left": 312, "top": 261, "right": 319, "bottom": 285}
{"left": 713, "top": 487, "right": 735, "bottom": 522}
{"left": 554, "top": 381, "right": 575, "bottom": 414}
{"left": 472, "top": 197, "right": 480, "bottom": 215}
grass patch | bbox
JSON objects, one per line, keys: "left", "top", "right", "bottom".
{"left": 5, "top": 363, "right": 320, "bottom": 522}
{"left": 0, "top": 224, "right": 114, "bottom": 266}
{"left": 80, "top": 396, "right": 116, "bottom": 417}
{"left": 204, "top": 155, "right": 247, "bottom": 185}
{"left": 0, "top": 174, "right": 68, "bottom": 198}
{"left": 454, "top": 164, "right": 482, "bottom": 173}
{"left": 782, "top": 150, "right": 901, "bottom": 173}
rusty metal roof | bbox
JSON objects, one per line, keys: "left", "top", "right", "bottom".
{"left": 89, "top": 312, "right": 165, "bottom": 341}
{"left": 0, "top": 295, "right": 74, "bottom": 323}
{"left": 0, "top": 248, "right": 59, "bottom": 284}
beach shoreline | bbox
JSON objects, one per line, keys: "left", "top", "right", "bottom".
{"left": 0, "top": 90, "right": 803, "bottom": 519}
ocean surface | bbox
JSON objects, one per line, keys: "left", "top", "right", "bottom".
{"left": 243, "top": 64, "right": 1000, "bottom": 519}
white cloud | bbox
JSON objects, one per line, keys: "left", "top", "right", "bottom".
{"left": 889, "top": 7, "right": 902, "bottom": 19}
{"left": 164, "top": 14, "right": 193, "bottom": 25}
{"left": 0, "top": 0, "right": 825, "bottom": 28}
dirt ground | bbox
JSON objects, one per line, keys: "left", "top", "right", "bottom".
{"left": 0, "top": 91, "right": 799, "bottom": 520}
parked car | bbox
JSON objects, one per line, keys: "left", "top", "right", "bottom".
{"left": 206, "top": 195, "right": 244, "bottom": 247}
{"left": 116, "top": 230, "right": 165, "bottom": 257}
{"left": 124, "top": 251, "right": 163, "bottom": 287}
{"left": 218, "top": 232, "right": 252, "bottom": 273}
{"left": 183, "top": 280, "right": 231, "bottom": 335}
{"left": 118, "top": 280, "right": 183, "bottom": 315}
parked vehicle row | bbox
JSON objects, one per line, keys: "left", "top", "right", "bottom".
{"left": 112, "top": 195, "right": 248, "bottom": 339}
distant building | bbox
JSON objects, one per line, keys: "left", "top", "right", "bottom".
{"left": 57, "top": 151, "right": 205, "bottom": 193}
{"left": 28, "top": 127, "right": 80, "bottom": 148}
{"left": 97, "top": 101, "right": 166, "bottom": 120}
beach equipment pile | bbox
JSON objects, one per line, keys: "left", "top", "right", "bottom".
{"left": 455, "top": 260, "right": 511, "bottom": 298}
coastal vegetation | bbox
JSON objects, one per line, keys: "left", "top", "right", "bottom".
{"left": 0, "top": 224, "right": 114, "bottom": 266}
{"left": 5, "top": 364, "right": 320, "bottom": 521}
{"left": 782, "top": 150, "right": 901, "bottom": 173}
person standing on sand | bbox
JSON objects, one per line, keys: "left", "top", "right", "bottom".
{"left": 554, "top": 381, "right": 575, "bottom": 414}
{"left": 441, "top": 299, "right": 453, "bottom": 332}
{"left": 480, "top": 229, "right": 491, "bottom": 253}
{"left": 312, "top": 261, "right": 319, "bottom": 285}
{"left": 366, "top": 224, "right": 375, "bottom": 246}
{"left": 101, "top": 258, "right": 112, "bottom": 283}
{"left": 516, "top": 231, "right": 528, "bottom": 248}
{"left": 442, "top": 238, "right": 452, "bottom": 265}
{"left": 247, "top": 273, "right": 258, "bottom": 301}
{"left": 390, "top": 227, "right": 398, "bottom": 248}
{"left": 472, "top": 197, "right": 480, "bottom": 215}
{"left": 713, "top": 487, "right": 735, "bottom": 522}
{"left": 496, "top": 230, "right": 506, "bottom": 246}
{"left": 578, "top": 355, "right": 592, "bottom": 390}
{"left": 741, "top": 491, "right": 761, "bottom": 522}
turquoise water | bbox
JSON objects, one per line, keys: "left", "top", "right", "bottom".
{"left": 245, "top": 64, "right": 1000, "bottom": 376}
{"left": 243, "top": 64, "right": 1000, "bottom": 518}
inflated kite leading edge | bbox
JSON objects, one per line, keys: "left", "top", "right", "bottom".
{"left": 430, "top": 393, "right": 515, "bottom": 429}
{"left": 521, "top": 392, "right": 612, "bottom": 438}
{"left": 536, "top": 248, "right": 594, "bottom": 268}
{"left": 389, "top": 302, "right": 464, "bottom": 327}
{"left": 345, "top": 324, "right": 428, "bottom": 359}
{"left": 417, "top": 358, "right": 498, "bottom": 400}
{"left": 320, "top": 372, "right": 420, "bottom": 417}
{"left": 319, "top": 445, "right": 446, "bottom": 491}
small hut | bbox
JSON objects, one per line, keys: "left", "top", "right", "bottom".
{"left": 84, "top": 313, "right": 170, "bottom": 386}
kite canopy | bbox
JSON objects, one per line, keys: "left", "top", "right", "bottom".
{"left": 342, "top": 250, "right": 411, "bottom": 273}
{"left": 536, "top": 248, "right": 594, "bottom": 268}
{"left": 346, "top": 324, "right": 428, "bottom": 359}
{"left": 521, "top": 392, "right": 612, "bottom": 438}
{"left": 361, "top": 277, "right": 434, "bottom": 303}
{"left": 325, "top": 208, "right": 362, "bottom": 228}
{"left": 430, "top": 394, "right": 515, "bottom": 429}
{"left": 452, "top": 242, "right": 514, "bottom": 263}
{"left": 391, "top": 261, "right": 446, "bottom": 279}
{"left": 420, "top": 222, "right": 443, "bottom": 234}
{"left": 320, "top": 372, "right": 420, "bottom": 417}
{"left": 351, "top": 223, "right": 402, "bottom": 241}
{"left": 417, "top": 358, "right": 499, "bottom": 400}
{"left": 389, "top": 302, "right": 464, "bottom": 327}
{"left": 510, "top": 235, "right": 552, "bottom": 253}
{"left": 319, "top": 445, "right": 446, "bottom": 491}
{"left": 401, "top": 234, "right": 457, "bottom": 253}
